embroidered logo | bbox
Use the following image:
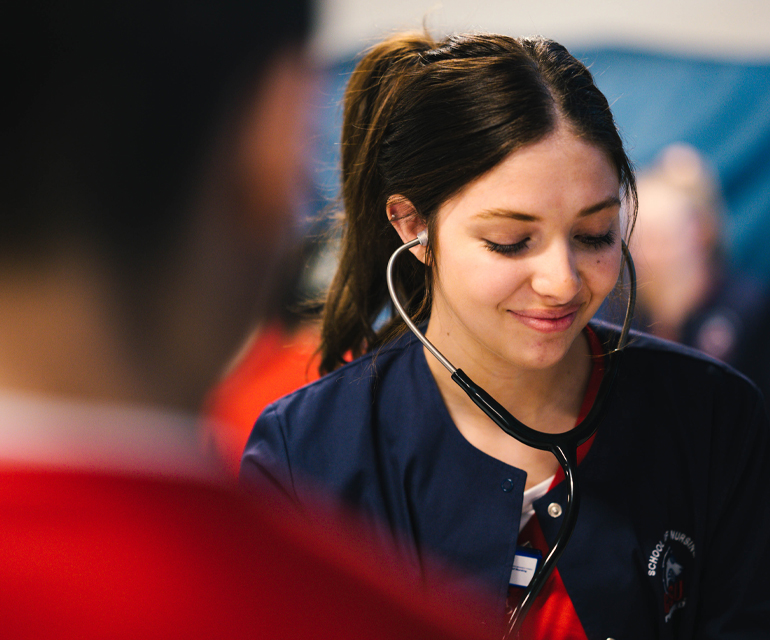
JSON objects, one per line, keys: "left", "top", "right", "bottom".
{"left": 647, "top": 530, "right": 695, "bottom": 623}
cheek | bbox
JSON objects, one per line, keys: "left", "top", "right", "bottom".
{"left": 484, "top": 263, "right": 529, "bottom": 301}
{"left": 435, "top": 253, "right": 527, "bottom": 307}
{"left": 586, "top": 249, "right": 623, "bottom": 298}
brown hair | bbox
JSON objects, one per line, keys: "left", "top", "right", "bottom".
{"left": 319, "top": 32, "right": 637, "bottom": 374}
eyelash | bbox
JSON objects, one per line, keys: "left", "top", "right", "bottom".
{"left": 484, "top": 230, "right": 617, "bottom": 256}
{"left": 579, "top": 230, "right": 617, "bottom": 249}
{"left": 484, "top": 238, "right": 529, "bottom": 255}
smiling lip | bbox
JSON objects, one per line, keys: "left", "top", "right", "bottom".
{"left": 508, "top": 307, "right": 581, "bottom": 333}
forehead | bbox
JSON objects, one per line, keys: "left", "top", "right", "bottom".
{"left": 437, "top": 129, "right": 620, "bottom": 223}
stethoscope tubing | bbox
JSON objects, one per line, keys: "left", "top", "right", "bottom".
{"left": 386, "top": 236, "right": 636, "bottom": 638}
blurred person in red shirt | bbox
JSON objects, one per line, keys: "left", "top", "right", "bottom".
{"left": 203, "top": 238, "right": 324, "bottom": 475}
{"left": 204, "top": 318, "right": 322, "bottom": 475}
{"left": 0, "top": 3, "right": 493, "bottom": 638}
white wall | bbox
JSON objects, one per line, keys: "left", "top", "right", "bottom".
{"left": 312, "top": 0, "right": 770, "bottom": 62}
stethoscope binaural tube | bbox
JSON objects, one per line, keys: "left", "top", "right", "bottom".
{"left": 386, "top": 232, "right": 636, "bottom": 638}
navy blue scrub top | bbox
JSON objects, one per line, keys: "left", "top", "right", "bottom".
{"left": 242, "top": 322, "right": 770, "bottom": 639}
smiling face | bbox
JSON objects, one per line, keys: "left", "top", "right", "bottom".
{"left": 424, "top": 126, "right": 623, "bottom": 375}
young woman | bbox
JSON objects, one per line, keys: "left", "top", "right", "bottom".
{"left": 241, "top": 32, "right": 770, "bottom": 639}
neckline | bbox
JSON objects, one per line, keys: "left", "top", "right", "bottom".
{"left": 416, "top": 325, "right": 605, "bottom": 482}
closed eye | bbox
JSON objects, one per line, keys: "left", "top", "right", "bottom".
{"left": 484, "top": 238, "right": 530, "bottom": 255}
{"left": 577, "top": 230, "right": 616, "bottom": 249}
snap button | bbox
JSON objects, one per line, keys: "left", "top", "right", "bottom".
{"left": 501, "top": 479, "right": 514, "bottom": 492}
{"left": 547, "top": 502, "right": 563, "bottom": 518}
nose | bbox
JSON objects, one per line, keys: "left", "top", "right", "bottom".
{"left": 529, "top": 241, "right": 582, "bottom": 303}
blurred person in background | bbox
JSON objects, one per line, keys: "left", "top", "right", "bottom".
{"left": 631, "top": 143, "right": 770, "bottom": 400}
{"left": 0, "top": 3, "right": 491, "bottom": 638}
{"left": 203, "top": 233, "right": 324, "bottom": 476}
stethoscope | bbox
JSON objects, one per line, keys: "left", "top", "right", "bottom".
{"left": 386, "top": 230, "right": 636, "bottom": 638}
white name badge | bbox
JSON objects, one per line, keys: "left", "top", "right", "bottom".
{"left": 510, "top": 547, "right": 542, "bottom": 588}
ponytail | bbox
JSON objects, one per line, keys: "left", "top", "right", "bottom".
{"left": 319, "top": 33, "right": 436, "bottom": 374}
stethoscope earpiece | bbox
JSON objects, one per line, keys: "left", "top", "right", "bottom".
{"left": 417, "top": 230, "right": 428, "bottom": 246}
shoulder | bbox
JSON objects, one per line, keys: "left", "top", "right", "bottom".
{"left": 592, "top": 319, "right": 766, "bottom": 418}
{"left": 592, "top": 319, "right": 756, "bottom": 382}
{"left": 588, "top": 323, "right": 770, "bottom": 514}
{"left": 243, "top": 329, "right": 431, "bottom": 505}
{"left": 591, "top": 319, "right": 767, "bottom": 427}
{"left": 257, "top": 329, "right": 423, "bottom": 430}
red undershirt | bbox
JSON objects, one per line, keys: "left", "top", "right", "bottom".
{"left": 506, "top": 326, "right": 605, "bottom": 640}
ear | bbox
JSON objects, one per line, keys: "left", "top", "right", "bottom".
{"left": 386, "top": 195, "right": 428, "bottom": 263}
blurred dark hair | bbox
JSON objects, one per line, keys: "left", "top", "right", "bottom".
{"left": 2, "top": 0, "right": 311, "bottom": 265}
{"left": 319, "top": 32, "right": 637, "bottom": 374}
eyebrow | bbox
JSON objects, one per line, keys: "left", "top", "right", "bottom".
{"left": 476, "top": 196, "right": 622, "bottom": 222}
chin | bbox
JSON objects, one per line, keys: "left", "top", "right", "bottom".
{"left": 512, "top": 334, "right": 581, "bottom": 371}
